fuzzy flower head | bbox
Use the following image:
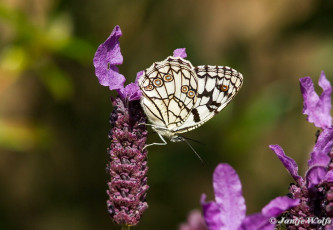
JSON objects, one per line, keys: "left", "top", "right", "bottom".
{"left": 270, "top": 72, "right": 333, "bottom": 229}
{"left": 201, "top": 163, "right": 299, "bottom": 230}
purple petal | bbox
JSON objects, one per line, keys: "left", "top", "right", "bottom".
{"left": 306, "top": 127, "right": 333, "bottom": 187}
{"left": 118, "top": 83, "right": 142, "bottom": 101}
{"left": 201, "top": 194, "right": 223, "bottom": 230}
{"left": 269, "top": 145, "right": 304, "bottom": 185}
{"left": 105, "top": 66, "right": 126, "bottom": 90}
{"left": 325, "top": 225, "right": 333, "bottom": 230}
{"left": 135, "top": 70, "right": 144, "bottom": 83}
{"left": 318, "top": 71, "right": 332, "bottom": 123}
{"left": 93, "top": 25, "right": 126, "bottom": 91}
{"left": 173, "top": 48, "right": 187, "bottom": 58}
{"left": 240, "top": 197, "right": 299, "bottom": 230}
{"left": 261, "top": 196, "right": 299, "bottom": 217}
{"left": 213, "top": 163, "right": 246, "bottom": 229}
{"left": 306, "top": 166, "right": 328, "bottom": 188}
{"left": 308, "top": 127, "right": 333, "bottom": 167}
{"left": 179, "top": 210, "right": 207, "bottom": 230}
{"left": 240, "top": 214, "right": 273, "bottom": 230}
{"left": 300, "top": 72, "right": 332, "bottom": 129}
{"left": 324, "top": 170, "right": 333, "bottom": 183}
{"left": 259, "top": 226, "right": 275, "bottom": 230}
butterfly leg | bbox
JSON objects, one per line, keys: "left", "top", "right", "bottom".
{"left": 138, "top": 122, "right": 148, "bottom": 126}
{"left": 143, "top": 133, "right": 167, "bottom": 150}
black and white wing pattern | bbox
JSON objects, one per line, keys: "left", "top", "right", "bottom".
{"left": 174, "top": 65, "right": 243, "bottom": 134}
{"left": 138, "top": 56, "right": 199, "bottom": 134}
{"left": 138, "top": 56, "right": 243, "bottom": 141}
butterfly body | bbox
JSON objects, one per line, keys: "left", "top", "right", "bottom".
{"left": 138, "top": 56, "right": 243, "bottom": 142}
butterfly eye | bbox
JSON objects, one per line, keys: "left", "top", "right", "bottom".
{"left": 181, "top": 85, "right": 189, "bottom": 93}
{"left": 221, "top": 85, "right": 228, "bottom": 92}
{"left": 163, "top": 74, "right": 173, "bottom": 82}
{"left": 153, "top": 78, "right": 163, "bottom": 87}
{"left": 187, "top": 90, "right": 196, "bottom": 98}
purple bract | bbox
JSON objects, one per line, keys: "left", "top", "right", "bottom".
{"left": 201, "top": 163, "right": 299, "bottom": 230}
{"left": 93, "top": 25, "right": 141, "bottom": 101}
{"left": 300, "top": 71, "right": 332, "bottom": 129}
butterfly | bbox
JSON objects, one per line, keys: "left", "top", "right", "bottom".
{"left": 138, "top": 56, "right": 243, "bottom": 146}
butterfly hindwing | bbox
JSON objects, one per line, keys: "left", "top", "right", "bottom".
{"left": 174, "top": 65, "right": 243, "bottom": 133}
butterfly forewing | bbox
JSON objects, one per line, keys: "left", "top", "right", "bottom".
{"left": 174, "top": 65, "right": 243, "bottom": 133}
{"left": 139, "top": 57, "right": 198, "bottom": 131}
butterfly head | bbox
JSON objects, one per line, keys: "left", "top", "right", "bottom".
{"left": 170, "top": 136, "right": 185, "bottom": 143}
{"left": 151, "top": 126, "right": 184, "bottom": 142}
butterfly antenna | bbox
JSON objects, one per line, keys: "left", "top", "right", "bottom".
{"left": 181, "top": 136, "right": 206, "bottom": 146}
{"left": 183, "top": 138, "right": 205, "bottom": 166}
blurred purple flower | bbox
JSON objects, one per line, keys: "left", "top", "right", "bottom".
{"left": 179, "top": 210, "right": 208, "bottom": 230}
{"left": 270, "top": 72, "right": 333, "bottom": 229}
{"left": 300, "top": 71, "right": 332, "bottom": 129}
{"left": 201, "top": 163, "right": 299, "bottom": 230}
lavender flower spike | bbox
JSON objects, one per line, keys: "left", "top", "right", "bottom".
{"left": 300, "top": 71, "right": 332, "bottom": 129}
{"left": 107, "top": 97, "right": 149, "bottom": 226}
{"left": 201, "top": 163, "right": 299, "bottom": 230}
{"left": 93, "top": 25, "right": 149, "bottom": 227}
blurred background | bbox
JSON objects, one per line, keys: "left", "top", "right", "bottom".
{"left": 1, "top": 0, "right": 333, "bottom": 229}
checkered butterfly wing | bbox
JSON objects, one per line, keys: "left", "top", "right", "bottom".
{"left": 138, "top": 56, "right": 199, "bottom": 131}
{"left": 174, "top": 65, "right": 243, "bottom": 133}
